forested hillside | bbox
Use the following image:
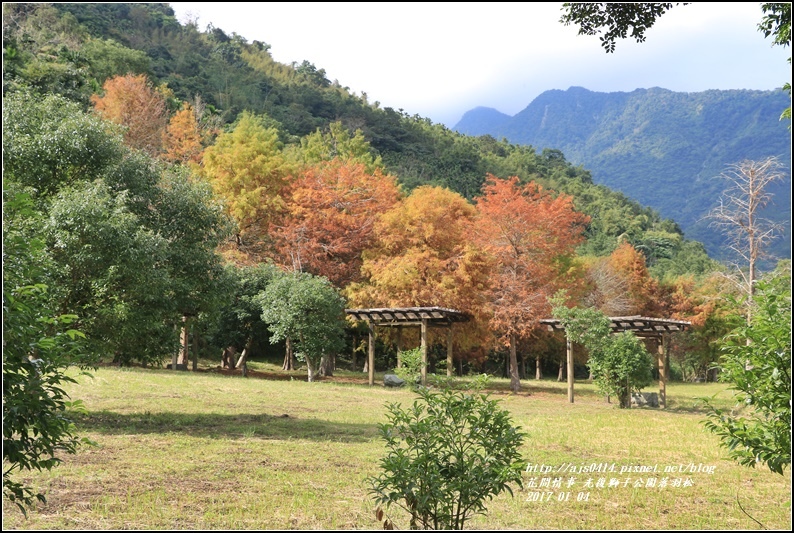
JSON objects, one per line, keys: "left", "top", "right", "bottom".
{"left": 2, "top": 2, "right": 719, "bottom": 277}
{"left": 7, "top": 1, "right": 765, "bottom": 379}
{"left": 455, "top": 86, "right": 792, "bottom": 261}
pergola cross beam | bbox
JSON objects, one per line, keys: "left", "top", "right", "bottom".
{"left": 345, "top": 307, "right": 470, "bottom": 385}
{"left": 539, "top": 315, "right": 692, "bottom": 407}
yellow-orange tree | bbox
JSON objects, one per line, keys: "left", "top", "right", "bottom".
{"left": 474, "top": 175, "right": 588, "bottom": 393}
{"left": 271, "top": 158, "right": 401, "bottom": 288}
{"left": 199, "top": 111, "right": 293, "bottom": 263}
{"left": 90, "top": 74, "right": 167, "bottom": 156}
{"left": 347, "top": 185, "right": 494, "bottom": 358}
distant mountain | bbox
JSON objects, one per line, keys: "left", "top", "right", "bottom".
{"left": 455, "top": 107, "right": 511, "bottom": 133}
{"left": 455, "top": 87, "right": 792, "bottom": 261}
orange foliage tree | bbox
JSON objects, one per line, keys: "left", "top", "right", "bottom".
{"left": 271, "top": 158, "right": 402, "bottom": 288}
{"left": 346, "top": 186, "right": 495, "bottom": 357}
{"left": 606, "top": 241, "right": 662, "bottom": 316}
{"left": 474, "top": 175, "right": 589, "bottom": 393}
{"left": 90, "top": 73, "right": 167, "bottom": 156}
{"left": 162, "top": 103, "right": 204, "bottom": 165}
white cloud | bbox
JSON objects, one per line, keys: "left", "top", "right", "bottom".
{"left": 169, "top": 2, "right": 791, "bottom": 127}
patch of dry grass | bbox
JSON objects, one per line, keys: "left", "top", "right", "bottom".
{"left": 3, "top": 366, "right": 790, "bottom": 530}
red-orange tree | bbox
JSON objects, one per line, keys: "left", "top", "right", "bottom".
{"left": 271, "top": 158, "right": 402, "bottom": 288}
{"left": 90, "top": 74, "right": 167, "bottom": 156}
{"left": 347, "top": 186, "right": 494, "bottom": 356}
{"left": 474, "top": 175, "right": 589, "bottom": 393}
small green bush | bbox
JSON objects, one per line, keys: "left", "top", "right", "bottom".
{"left": 394, "top": 347, "right": 422, "bottom": 387}
{"left": 369, "top": 386, "right": 526, "bottom": 530}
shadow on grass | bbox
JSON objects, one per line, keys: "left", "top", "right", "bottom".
{"left": 71, "top": 410, "right": 379, "bottom": 442}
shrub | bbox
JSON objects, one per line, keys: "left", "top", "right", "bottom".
{"left": 368, "top": 387, "right": 526, "bottom": 530}
{"left": 702, "top": 264, "right": 791, "bottom": 475}
{"left": 550, "top": 296, "right": 653, "bottom": 408}
{"left": 587, "top": 331, "right": 653, "bottom": 408}
{"left": 393, "top": 347, "right": 422, "bottom": 387}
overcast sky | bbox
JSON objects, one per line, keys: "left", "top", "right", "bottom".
{"left": 168, "top": 2, "right": 791, "bottom": 128}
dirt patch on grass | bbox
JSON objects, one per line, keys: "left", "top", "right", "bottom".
{"left": 205, "top": 367, "right": 372, "bottom": 385}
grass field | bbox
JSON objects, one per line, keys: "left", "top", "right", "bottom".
{"left": 3, "top": 361, "right": 791, "bottom": 530}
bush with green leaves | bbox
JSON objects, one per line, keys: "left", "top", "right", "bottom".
{"left": 588, "top": 331, "right": 654, "bottom": 407}
{"left": 702, "top": 262, "right": 791, "bottom": 475}
{"left": 368, "top": 387, "right": 526, "bottom": 530}
{"left": 394, "top": 347, "right": 423, "bottom": 386}
{"left": 3, "top": 189, "right": 95, "bottom": 515}
{"left": 550, "top": 294, "right": 653, "bottom": 408}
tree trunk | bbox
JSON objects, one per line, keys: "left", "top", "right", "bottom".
{"left": 351, "top": 334, "right": 357, "bottom": 371}
{"left": 619, "top": 390, "right": 630, "bottom": 408}
{"left": 509, "top": 333, "right": 520, "bottom": 393}
{"left": 221, "top": 346, "right": 237, "bottom": 369}
{"left": 306, "top": 357, "right": 318, "bottom": 382}
{"left": 282, "top": 337, "right": 295, "bottom": 371}
{"left": 192, "top": 323, "right": 198, "bottom": 371}
{"left": 235, "top": 338, "right": 252, "bottom": 375}
{"left": 177, "top": 315, "right": 189, "bottom": 366}
{"left": 557, "top": 360, "right": 564, "bottom": 382}
{"left": 535, "top": 353, "right": 542, "bottom": 380}
{"left": 396, "top": 327, "right": 402, "bottom": 369}
{"left": 446, "top": 327, "right": 453, "bottom": 377}
{"left": 319, "top": 353, "right": 335, "bottom": 377}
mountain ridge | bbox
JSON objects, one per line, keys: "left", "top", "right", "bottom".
{"left": 455, "top": 86, "right": 792, "bottom": 261}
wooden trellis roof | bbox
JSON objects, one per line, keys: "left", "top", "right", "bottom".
{"left": 345, "top": 306, "right": 470, "bottom": 326}
{"left": 539, "top": 315, "right": 691, "bottom": 337}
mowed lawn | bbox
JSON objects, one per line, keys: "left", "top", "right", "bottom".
{"left": 3, "top": 364, "right": 791, "bottom": 530}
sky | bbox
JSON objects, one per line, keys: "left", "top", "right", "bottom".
{"left": 168, "top": 2, "right": 791, "bottom": 128}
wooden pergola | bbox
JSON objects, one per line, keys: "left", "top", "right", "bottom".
{"left": 538, "top": 316, "right": 692, "bottom": 408}
{"left": 345, "top": 307, "right": 470, "bottom": 386}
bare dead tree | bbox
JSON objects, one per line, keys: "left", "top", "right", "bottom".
{"left": 583, "top": 258, "right": 633, "bottom": 316}
{"left": 704, "top": 157, "right": 787, "bottom": 320}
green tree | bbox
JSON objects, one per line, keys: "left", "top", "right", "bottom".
{"left": 257, "top": 271, "right": 347, "bottom": 382}
{"left": 45, "top": 180, "right": 174, "bottom": 365}
{"left": 207, "top": 263, "right": 282, "bottom": 370}
{"left": 4, "top": 91, "right": 230, "bottom": 367}
{"left": 2, "top": 188, "right": 93, "bottom": 514}
{"left": 286, "top": 120, "right": 384, "bottom": 172}
{"left": 550, "top": 294, "right": 654, "bottom": 408}
{"left": 2, "top": 90, "right": 123, "bottom": 196}
{"left": 369, "top": 386, "right": 527, "bottom": 530}
{"left": 560, "top": 3, "right": 686, "bottom": 53}
{"left": 702, "top": 262, "right": 791, "bottom": 475}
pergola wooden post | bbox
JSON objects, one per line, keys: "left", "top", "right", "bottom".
{"left": 368, "top": 322, "right": 376, "bottom": 386}
{"left": 420, "top": 318, "right": 428, "bottom": 385}
{"left": 539, "top": 316, "right": 691, "bottom": 406}
{"left": 396, "top": 327, "right": 403, "bottom": 368}
{"left": 345, "top": 307, "right": 470, "bottom": 386}
{"left": 566, "top": 336, "right": 574, "bottom": 403}
{"left": 658, "top": 335, "right": 667, "bottom": 409}
{"left": 446, "top": 327, "right": 454, "bottom": 377}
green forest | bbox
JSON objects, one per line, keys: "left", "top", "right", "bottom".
{"left": 3, "top": 3, "right": 791, "bottom": 523}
